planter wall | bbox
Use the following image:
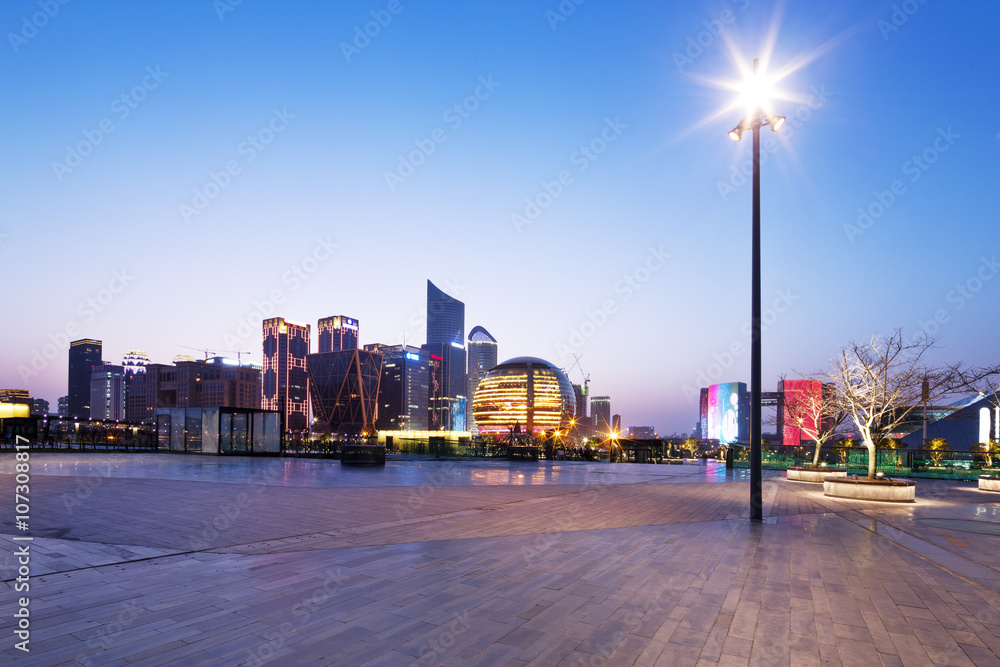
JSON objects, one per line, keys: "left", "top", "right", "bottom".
{"left": 787, "top": 467, "right": 846, "bottom": 483}
{"left": 823, "top": 477, "right": 915, "bottom": 502}
{"left": 979, "top": 476, "right": 1000, "bottom": 492}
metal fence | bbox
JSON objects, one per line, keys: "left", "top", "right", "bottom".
{"left": 729, "top": 444, "right": 990, "bottom": 481}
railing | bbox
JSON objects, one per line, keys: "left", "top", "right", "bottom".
{"left": 728, "top": 444, "right": 990, "bottom": 481}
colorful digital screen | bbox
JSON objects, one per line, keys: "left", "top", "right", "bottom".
{"left": 707, "top": 382, "right": 745, "bottom": 444}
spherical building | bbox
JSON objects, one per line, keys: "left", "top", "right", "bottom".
{"left": 472, "top": 357, "right": 576, "bottom": 436}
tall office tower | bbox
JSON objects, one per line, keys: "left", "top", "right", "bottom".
{"left": 572, "top": 384, "right": 589, "bottom": 423}
{"left": 318, "top": 316, "right": 359, "bottom": 353}
{"left": 90, "top": 363, "right": 125, "bottom": 421}
{"left": 68, "top": 338, "right": 102, "bottom": 419}
{"left": 262, "top": 318, "right": 310, "bottom": 432}
{"left": 368, "top": 344, "right": 430, "bottom": 432}
{"left": 426, "top": 280, "right": 464, "bottom": 347}
{"left": 612, "top": 414, "right": 621, "bottom": 437}
{"left": 466, "top": 326, "right": 497, "bottom": 432}
{"left": 425, "top": 280, "right": 467, "bottom": 431}
{"left": 591, "top": 395, "right": 612, "bottom": 435}
{"left": 58, "top": 396, "right": 68, "bottom": 417}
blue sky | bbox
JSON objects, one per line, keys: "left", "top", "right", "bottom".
{"left": 3, "top": 0, "right": 998, "bottom": 434}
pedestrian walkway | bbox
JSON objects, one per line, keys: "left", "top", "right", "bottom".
{"left": 3, "top": 454, "right": 1000, "bottom": 665}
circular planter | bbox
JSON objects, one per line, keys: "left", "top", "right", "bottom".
{"left": 979, "top": 475, "right": 1000, "bottom": 492}
{"left": 786, "top": 466, "right": 846, "bottom": 483}
{"left": 823, "top": 476, "right": 915, "bottom": 502}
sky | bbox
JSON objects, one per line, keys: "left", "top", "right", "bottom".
{"left": 3, "top": 0, "right": 998, "bottom": 435}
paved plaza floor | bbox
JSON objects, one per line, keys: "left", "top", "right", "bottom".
{"left": 4, "top": 454, "right": 1000, "bottom": 665}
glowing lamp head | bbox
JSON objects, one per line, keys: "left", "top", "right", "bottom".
{"left": 768, "top": 114, "right": 786, "bottom": 131}
{"left": 728, "top": 125, "right": 743, "bottom": 142}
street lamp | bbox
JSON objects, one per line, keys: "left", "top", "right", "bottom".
{"left": 728, "top": 58, "right": 785, "bottom": 523}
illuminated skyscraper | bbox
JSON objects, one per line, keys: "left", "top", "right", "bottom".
{"left": 591, "top": 396, "right": 611, "bottom": 435}
{"left": 318, "top": 315, "right": 359, "bottom": 353}
{"left": 425, "top": 280, "right": 466, "bottom": 431}
{"left": 426, "top": 280, "right": 464, "bottom": 347}
{"left": 68, "top": 338, "right": 102, "bottom": 419}
{"left": 262, "top": 318, "right": 310, "bottom": 432}
{"left": 367, "top": 344, "right": 429, "bottom": 432}
{"left": 466, "top": 326, "right": 497, "bottom": 432}
{"left": 90, "top": 363, "right": 125, "bottom": 421}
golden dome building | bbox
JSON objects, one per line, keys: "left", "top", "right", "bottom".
{"left": 471, "top": 357, "right": 576, "bottom": 436}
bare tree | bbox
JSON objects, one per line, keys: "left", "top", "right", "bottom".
{"left": 780, "top": 380, "right": 849, "bottom": 467}
{"left": 821, "top": 330, "right": 998, "bottom": 479}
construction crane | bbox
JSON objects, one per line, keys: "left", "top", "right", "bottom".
{"left": 567, "top": 353, "right": 590, "bottom": 393}
{"left": 175, "top": 345, "right": 251, "bottom": 366}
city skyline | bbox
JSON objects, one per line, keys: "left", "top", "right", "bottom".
{"left": 3, "top": 1, "right": 998, "bottom": 435}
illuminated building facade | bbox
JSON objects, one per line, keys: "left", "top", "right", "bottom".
{"left": 778, "top": 379, "right": 827, "bottom": 446}
{"left": 68, "top": 338, "right": 102, "bottom": 419}
{"left": 472, "top": 356, "right": 576, "bottom": 436}
{"left": 0, "top": 389, "right": 31, "bottom": 407}
{"left": 318, "top": 315, "right": 359, "bottom": 353}
{"left": 122, "top": 350, "right": 150, "bottom": 376}
{"left": 91, "top": 363, "right": 125, "bottom": 421}
{"left": 368, "top": 345, "right": 429, "bottom": 432}
{"left": 262, "top": 318, "right": 310, "bottom": 432}
{"left": 306, "top": 349, "right": 382, "bottom": 435}
{"left": 591, "top": 396, "right": 611, "bottom": 435}
{"left": 425, "top": 280, "right": 467, "bottom": 431}
{"left": 466, "top": 326, "right": 497, "bottom": 432}
{"left": 126, "top": 359, "right": 262, "bottom": 424}
{"left": 31, "top": 398, "right": 49, "bottom": 416}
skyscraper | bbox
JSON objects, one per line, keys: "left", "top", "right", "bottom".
{"left": 426, "top": 280, "right": 464, "bottom": 347}
{"left": 466, "top": 326, "right": 497, "bottom": 432}
{"left": 367, "top": 344, "right": 430, "bottom": 432}
{"left": 262, "top": 318, "right": 310, "bottom": 432}
{"left": 591, "top": 395, "right": 611, "bottom": 435}
{"left": 68, "top": 338, "right": 102, "bottom": 418}
{"left": 424, "top": 280, "right": 467, "bottom": 431}
{"left": 318, "top": 315, "right": 359, "bottom": 353}
{"left": 90, "top": 363, "right": 125, "bottom": 421}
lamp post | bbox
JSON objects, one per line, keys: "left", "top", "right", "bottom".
{"left": 728, "top": 58, "right": 785, "bottom": 522}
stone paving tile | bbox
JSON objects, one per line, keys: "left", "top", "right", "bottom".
{"left": 4, "top": 455, "right": 1000, "bottom": 665}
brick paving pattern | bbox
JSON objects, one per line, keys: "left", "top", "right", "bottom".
{"left": 3, "top": 454, "right": 1000, "bottom": 665}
